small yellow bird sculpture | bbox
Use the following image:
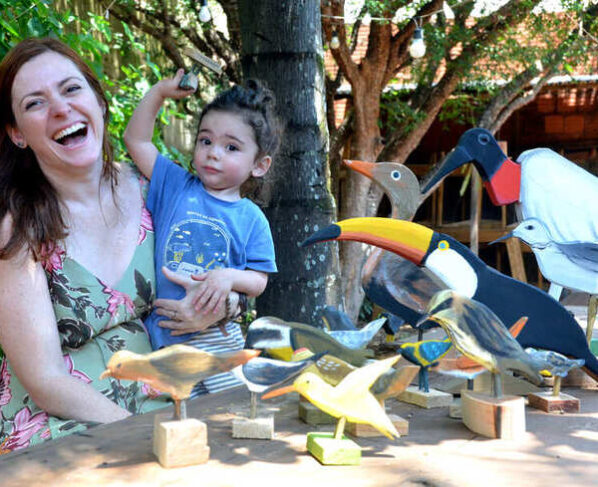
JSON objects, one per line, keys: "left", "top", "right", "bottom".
{"left": 100, "top": 345, "right": 260, "bottom": 419}
{"left": 263, "top": 356, "right": 401, "bottom": 439}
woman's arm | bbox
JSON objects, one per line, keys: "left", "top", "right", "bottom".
{"left": 0, "top": 224, "right": 131, "bottom": 423}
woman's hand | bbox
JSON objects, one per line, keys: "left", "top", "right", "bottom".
{"left": 155, "top": 267, "right": 233, "bottom": 336}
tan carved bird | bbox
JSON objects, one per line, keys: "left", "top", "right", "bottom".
{"left": 100, "top": 344, "right": 260, "bottom": 419}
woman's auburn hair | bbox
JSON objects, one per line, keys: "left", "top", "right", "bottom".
{"left": 0, "top": 37, "right": 116, "bottom": 260}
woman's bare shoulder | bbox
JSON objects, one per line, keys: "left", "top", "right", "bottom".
{"left": 0, "top": 213, "right": 36, "bottom": 271}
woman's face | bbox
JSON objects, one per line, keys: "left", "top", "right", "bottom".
{"left": 8, "top": 51, "right": 105, "bottom": 175}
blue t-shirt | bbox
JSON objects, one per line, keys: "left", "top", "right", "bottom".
{"left": 145, "top": 154, "right": 277, "bottom": 349}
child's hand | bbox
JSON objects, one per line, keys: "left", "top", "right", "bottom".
{"left": 190, "top": 269, "right": 234, "bottom": 315}
{"left": 156, "top": 69, "right": 195, "bottom": 100}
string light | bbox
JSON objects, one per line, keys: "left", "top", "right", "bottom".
{"left": 199, "top": 0, "right": 211, "bottom": 23}
{"left": 409, "top": 18, "right": 426, "bottom": 58}
{"left": 330, "top": 30, "right": 340, "bottom": 49}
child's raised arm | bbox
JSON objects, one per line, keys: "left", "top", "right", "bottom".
{"left": 124, "top": 69, "right": 194, "bottom": 179}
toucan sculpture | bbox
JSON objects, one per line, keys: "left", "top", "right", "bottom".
{"left": 302, "top": 217, "right": 598, "bottom": 381}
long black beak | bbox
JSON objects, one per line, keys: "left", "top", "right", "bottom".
{"left": 301, "top": 224, "right": 341, "bottom": 247}
{"left": 421, "top": 146, "right": 472, "bottom": 194}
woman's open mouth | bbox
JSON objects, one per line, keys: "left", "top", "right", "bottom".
{"left": 52, "top": 122, "right": 89, "bottom": 147}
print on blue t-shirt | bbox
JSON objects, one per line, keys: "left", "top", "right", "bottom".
{"left": 165, "top": 212, "right": 231, "bottom": 278}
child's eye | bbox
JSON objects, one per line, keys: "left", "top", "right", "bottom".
{"left": 226, "top": 144, "right": 239, "bottom": 152}
{"left": 198, "top": 137, "right": 211, "bottom": 146}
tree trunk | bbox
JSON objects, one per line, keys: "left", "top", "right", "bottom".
{"left": 238, "top": 0, "right": 341, "bottom": 324}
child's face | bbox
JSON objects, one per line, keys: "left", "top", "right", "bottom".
{"left": 193, "top": 110, "right": 269, "bottom": 200}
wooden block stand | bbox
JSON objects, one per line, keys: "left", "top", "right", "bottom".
{"left": 346, "top": 414, "right": 408, "bottom": 437}
{"left": 449, "top": 398, "right": 462, "bottom": 419}
{"left": 153, "top": 413, "right": 210, "bottom": 468}
{"left": 461, "top": 391, "right": 525, "bottom": 440}
{"left": 306, "top": 432, "right": 361, "bottom": 466}
{"left": 299, "top": 400, "right": 336, "bottom": 425}
{"left": 528, "top": 391, "right": 580, "bottom": 414}
{"left": 232, "top": 416, "right": 274, "bottom": 439}
{"left": 398, "top": 386, "right": 453, "bottom": 409}
{"left": 561, "top": 368, "right": 596, "bottom": 389}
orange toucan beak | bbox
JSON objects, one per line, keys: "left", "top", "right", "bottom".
{"left": 261, "top": 384, "right": 297, "bottom": 400}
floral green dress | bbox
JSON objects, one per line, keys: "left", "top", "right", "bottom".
{"left": 0, "top": 177, "right": 169, "bottom": 454}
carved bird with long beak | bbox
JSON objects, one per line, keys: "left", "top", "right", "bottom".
{"left": 100, "top": 345, "right": 260, "bottom": 419}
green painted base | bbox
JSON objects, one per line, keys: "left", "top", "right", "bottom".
{"left": 590, "top": 338, "right": 598, "bottom": 356}
{"left": 306, "top": 432, "right": 361, "bottom": 466}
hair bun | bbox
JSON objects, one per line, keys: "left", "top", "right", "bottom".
{"left": 243, "top": 79, "right": 275, "bottom": 112}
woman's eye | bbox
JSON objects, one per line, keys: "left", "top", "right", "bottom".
{"left": 66, "top": 84, "right": 81, "bottom": 94}
{"left": 25, "top": 100, "right": 41, "bottom": 110}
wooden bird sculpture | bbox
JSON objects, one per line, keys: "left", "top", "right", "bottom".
{"left": 420, "top": 290, "right": 543, "bottom": 396}
{"left": 245, "top": 316, "right": 373, "bottom": 366}
{"left": 323, "top": 317, "right": 387, "bottom": 350}
{"left": 525, "top": 348, "right": 585, "bottom": 397}
{"left": 421, "top": 128, "right": 598, "bottom": 302}
{"left": 318, "top": 304, "right": 392, "bottom": 348}
{"left": 432, "top": 316, "right": 529, "bottom": 387}
{"left": 263, "top": 356, "right": 402, "bottom": 439}
{"left": 100, "top": 345, "right": 260, "bottom": 419}
{"left": 293, "top": 349, "right": 418, "bottom": 402}
{"left": 231, "top": 354, "right": 325, "bottom": 420}
{"left": 345, "top": 159, "right": 446, "bottom": 336}
{"left": 399, "top": 338, "right": 452, "bottom": 393}
{"left": 301, "top": 217, "right": 598, "bottom": 381}
{"left": 495, "top": 217, "right": 598, "bottom": 342}
{"left": 318, "top": 305, "right": 357, "bottom": 331}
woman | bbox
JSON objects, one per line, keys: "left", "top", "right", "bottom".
{"left": 0, "top": 38, "right": 226, "bottom": 452}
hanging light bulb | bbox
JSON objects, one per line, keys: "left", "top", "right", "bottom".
{"left": 199, "top": 0, "right": 211, "bottom": 23}
{"left": 409, "top": 23, "right": 426, "bottom": 59}
{"left": 330, "top": 30, "right": 340, "bottom": 49}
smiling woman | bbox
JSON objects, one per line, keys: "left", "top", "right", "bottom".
{"left": 0, "top": 38, "right": 177, "bottom": 453}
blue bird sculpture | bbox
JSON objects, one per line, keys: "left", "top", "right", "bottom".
{"left": 400, "top": 338, "right": 453, "bottom": 392}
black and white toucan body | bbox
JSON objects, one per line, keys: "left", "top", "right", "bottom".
{"left": 302, "top": 217, "right": 598, "bottom": 381}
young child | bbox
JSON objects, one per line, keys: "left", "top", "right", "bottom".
{"left": 124, "top": 71, "right": 280, "bottom": 394}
